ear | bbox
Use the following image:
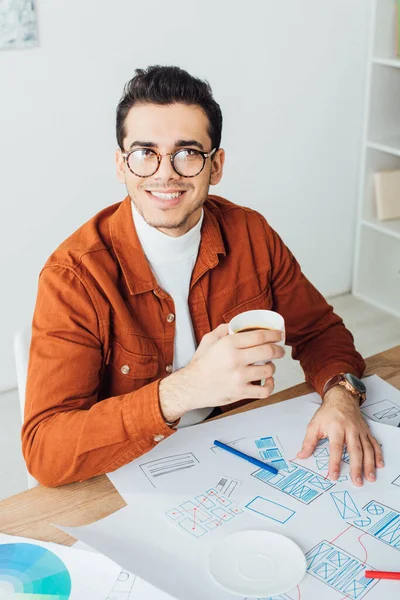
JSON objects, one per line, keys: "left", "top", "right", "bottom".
{"left": 210, "top": 148, "right": 225, "bottom": 185}
{"left": 116, "top": 148, "right": 126, "bottom": 184}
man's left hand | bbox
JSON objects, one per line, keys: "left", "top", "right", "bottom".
{"left": 297, "top": 386, "right": 384, "bottom": 486}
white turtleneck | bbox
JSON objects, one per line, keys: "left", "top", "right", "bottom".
{"left": 131, "top": 201, "right": 212, "bottom": 427}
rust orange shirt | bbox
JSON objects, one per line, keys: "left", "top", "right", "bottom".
{"left": 22, "top": 195, "right": 365, "bottom": 486}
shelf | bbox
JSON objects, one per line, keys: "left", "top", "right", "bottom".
{"left": 361, "top": 217, "right": 400, "bottom": 240}
{"left": 373, "top": 57, "right": 400, "bottom": 68}
{"left": 367, "top": 134, "right": 400, "bottom": 157}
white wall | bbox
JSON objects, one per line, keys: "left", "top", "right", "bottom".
{"left": 0, "top": 0, "right": 372, "bottom": 391}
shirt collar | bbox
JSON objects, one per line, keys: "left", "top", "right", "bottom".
{"left": 110, "top": 196, "right": 226, "bottom": 295}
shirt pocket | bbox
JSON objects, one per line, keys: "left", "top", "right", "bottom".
{"left": 222, "top": 286, "right": 273, "bottom": 323}
{"left": 107, "top": 340, "right": 159, "bottom": 394}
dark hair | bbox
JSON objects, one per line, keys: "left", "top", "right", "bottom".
{"left": 116, "top": 65, "right": 222, "bottom": 151}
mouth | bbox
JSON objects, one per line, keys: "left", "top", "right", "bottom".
{"left": 145, "top": 190, "right": 186, "bottom": 208}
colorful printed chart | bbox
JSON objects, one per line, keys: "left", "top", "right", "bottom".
{"left": 0, "top": 543, "right": 71, "bottom": 599}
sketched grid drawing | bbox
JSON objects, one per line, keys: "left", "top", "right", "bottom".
{"left": 349, "top": 500, "right": 400, "bottom": 551}
{"left": 254, "top": 435, "right": 289, "bottom": 471}
{"left": 245, "top": 496, "right": 295, "bottom": 524}
{"left": 330, "top": 491, "right": 361, "bottom": 520}
{"left": 166, "top": 488, "right": 243, "bottom": 538}
{"left": 107, "top": 569, "right": 137, "bottom": 599}
{"left": 139, "top": 452, "right": 199, "bottom": 487}
{"left": 0, "top": 0, "right": 38, "bottom": 50}
{"left": 306, "top": 540, "right": 378, "bottom": 599}
{"left": 361, "top": 398, "right": 400, "bottom": 426}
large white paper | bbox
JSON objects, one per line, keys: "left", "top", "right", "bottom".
{"left": 0, "top": 532, "right": 121, "bottom": 599}
{"left": 58, "top": 381, "right": 400, "bottom": 600}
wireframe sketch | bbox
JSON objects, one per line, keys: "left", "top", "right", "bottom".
{"left": 107, "top": 569, "right": 137, "bottom": 599}
{"left": 361, "top": 398, "right": 400, "bottom": 426}
{"left": 210, "top": 438, "right": 245, "bottom": 453}
{"left": 350, "top": 500, "right": 400, "bottom": 551}
{"left": 215, "top": 475, "right": 241, "bottom": 497}
{"left": 254, "top": 435, "right": 289, "bottom": 471}
{"left": 292, "top": 437, "right": 350, "bottom": 476}
{"left": 252, "top": 461, "right": 335, "bottom": 504}
{"left": 166, "top": 488, "right": 243, "bottom": 538}
{"left": 392, "top": 475, "right": 400, "bottom": 488}
{"left": 139, "top": 452, "right": 199, "bottom": 487}
{"left": 330, "top": 491, "right": 361, "bottom": 520}
{"left": 305, "top": 540, "right": 378, "bottom": 599}
{"left": 0, "top": 0, "right": 38, "bottom": 50}
{"left": 245, "top": 496, "right": 295, "bottom": 524}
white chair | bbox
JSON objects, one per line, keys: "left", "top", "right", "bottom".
{"left": 13, "top": 327, "right": 39, "bottom": 488}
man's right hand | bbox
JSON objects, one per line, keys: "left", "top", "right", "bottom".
{"left": 159, "top": 323, "right": 285, "bottom": 422}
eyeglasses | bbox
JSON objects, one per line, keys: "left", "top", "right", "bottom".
{"left": 121, "top": 147, "right": 217, "bottom": 178}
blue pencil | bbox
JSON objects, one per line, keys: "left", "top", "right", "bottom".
{"left": 213, "top": 439, "right": 279, "bottom": 474}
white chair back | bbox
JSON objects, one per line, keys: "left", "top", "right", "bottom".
{"left": 13, "top": 327, "right": 39, "bottom": 489}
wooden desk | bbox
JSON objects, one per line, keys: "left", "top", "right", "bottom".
{"left": 1, "top": 346, "right": 399, "bottom": 547}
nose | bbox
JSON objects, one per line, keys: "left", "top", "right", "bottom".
{"left": 155, "top": 154, "right": 180, "bottom": 180}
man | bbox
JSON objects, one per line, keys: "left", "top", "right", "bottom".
{"left": 22, "top": 65, "right": 383, "bottom": 488}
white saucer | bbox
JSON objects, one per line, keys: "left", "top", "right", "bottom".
{"left": 208, "top": 530, "right": 306, "bottom": 597}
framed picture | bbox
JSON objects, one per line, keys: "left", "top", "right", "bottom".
{"left": 0, "top": 0, "right": 38, "bottom": 50}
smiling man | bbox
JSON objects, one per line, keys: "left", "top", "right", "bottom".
{"left": 22, "top": 65, "right": 383, "bottom": 488}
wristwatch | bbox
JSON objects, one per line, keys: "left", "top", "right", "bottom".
{"left": 322, "top": 372, "right": 366, "bottom": 405}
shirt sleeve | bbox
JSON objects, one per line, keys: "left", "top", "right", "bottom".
{"left": 262, "top": 217, "right": 366, "bottom": 394}
{"left": 22, "top": 265, "right": 175, "bottom": 487}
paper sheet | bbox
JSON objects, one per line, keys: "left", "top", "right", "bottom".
{"left": 0, "top": 532, "right": 121, "bottom": 599}
{"left": 56, "top": 376, "right": 400, "bottom": 600}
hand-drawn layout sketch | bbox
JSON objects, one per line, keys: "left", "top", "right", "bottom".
{"left": 215, "top": 475, "right": 241, "bottom": 497}
{"left": 252, "top": 461, "right": 335, "bottom": 504}
{"left": 210, "top": 438, "right": 245, "bottom": 453}
{"left": 139, "top": 452, "right": 199, "bottom": 487}
{"left": 166, "top": 488, "right": 243, "bottom": 538}
{"left": 108, "top": 569, "right": 137, "bottom": 599}
{"left": 349, "top": 500, "right": 400, "bottom": 551}
{"left": 0, "top": 0, "right": 38, "bottom": 50}
{"left": 293, "top": 437, "right": 350, "bottom": 475}
{"left": 245, "top": 595, "right": 294, "bottom": 600}
{"left": 392, "top": 475, "right": 400, "bottom": 488}
{"left": 245, "top": 496, "right": 295, "bottom": 524}
{"left": 330, "top": 491, "right": 362, "bottom": 520}
{"left": 361, "top": 398, "right": 400, "bottom": 426}
{"left": 254, "top": 435, "right": 289, "bottom": 471}
{"left": 305, "top": 540, "right": 378, "bottom": 599}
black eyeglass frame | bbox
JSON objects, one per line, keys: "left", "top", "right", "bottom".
{"left": 121, "top": 147, "right": 217, "bottom": 178}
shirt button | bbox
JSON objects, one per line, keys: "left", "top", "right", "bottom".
{"left": 120, "top": 365, "right": 130, "bottom": 375}
{"left": 166, "top": 313, "right": 175, "bottom": 323}
{"left": 165, "top": 364, "right": 173, "bottom": 373}
{"left": 154, "top": 434, "right": 165, "bottom": 443}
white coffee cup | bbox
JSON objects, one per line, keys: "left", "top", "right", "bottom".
{"left": 228, "top": 310, "right": 285, "bottom": 386}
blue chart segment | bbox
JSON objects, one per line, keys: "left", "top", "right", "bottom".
{"left": 350, "top": 500, "right": 400, "bottom": 551}
{"left": 306, "top": 540, "right": 377, "bottom": 599}
{"left": 252, "top": 462, "right": 334, "bottom": 505}
{"left": 330, "top": 491, "right": 361, "bottom": 520}
{"left": 0, "top": 542, "right": 71, "bottom": 598}
{"left": 254, "top": 435, "right": 288, "bottom": 471}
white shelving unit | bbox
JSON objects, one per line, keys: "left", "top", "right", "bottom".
{"left": 353, "top": 0, "right": 400, "bottom": 318}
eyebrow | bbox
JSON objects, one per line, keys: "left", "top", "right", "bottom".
{"left": 128, "top": 139, "right": 205, "bottom": 151}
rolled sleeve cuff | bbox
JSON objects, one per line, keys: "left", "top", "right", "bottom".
{"left": 122, "top": 380, "right": 177, "bottom": 453}
{"left": 309, "top": 362, "right": 365, "bottom": 398}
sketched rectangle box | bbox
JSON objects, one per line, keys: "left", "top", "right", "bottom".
{"left": 139, "top": 452, "right": 199, "bottom": 487}
{"left": 246, "top": 496, "right": 295, "bottom": 524}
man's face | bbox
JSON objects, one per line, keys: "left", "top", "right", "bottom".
{"left": 116, "top": 103, "right": 225, "bottom": 237}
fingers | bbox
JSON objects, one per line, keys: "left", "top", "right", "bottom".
{"left": 368, "top": 434, "right": 384, "bottom": 468}
{"left": 361, "top": 435, "right": 376, "bottom": 483}
{"left": 242, "top": 377, "right": 275, "bottom": 400}
{"left": 297, "top": 423, "right": 320, "bottom": 459}
{"left": 242, "top": 343, "right": 285, "bottom": 364}
{"left": 212, "top": 323, "right": 230, "bottom": 340}
{"left": 232, "top": 329, "right": 284, "bottom": 349}
{"left": 327, "top": 430, "right": 346, "bottom": 481}
{"left": 246, "top": 362, "right": 276, "bottom": 383}
{"left": 346, "top": 434, "right": 364, "bottom": 486}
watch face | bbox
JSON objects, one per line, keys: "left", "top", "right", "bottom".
{"left": 345, "top": 373, "right": 366, "bottom": 394}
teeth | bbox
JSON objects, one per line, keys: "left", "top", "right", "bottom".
{"left": 149, "top": 191, "right": 183, "bottom": 200}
